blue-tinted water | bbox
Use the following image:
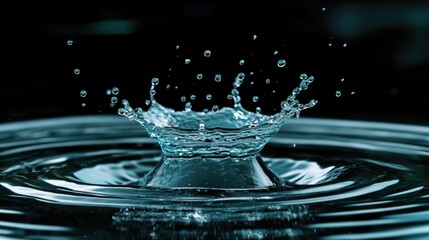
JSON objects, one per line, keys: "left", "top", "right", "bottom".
{"left": 1, "top": 116, "right": 429, "bottom": 239}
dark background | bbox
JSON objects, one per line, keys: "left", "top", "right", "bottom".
{"left": 2, "top": 1, "right": 429, "bottom": 124}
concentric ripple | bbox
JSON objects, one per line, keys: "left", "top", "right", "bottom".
{"left": 0, "top": 116, "right": 429, "bottom": 239}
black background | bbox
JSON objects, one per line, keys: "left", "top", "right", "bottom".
{"left": 2, "top": 1, "right": 429, "bottom": 124}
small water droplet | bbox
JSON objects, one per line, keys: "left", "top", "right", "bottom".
{"left": 206, "top": 94, "right": 212, "bottom": 100}
{"left": 214, "top": 74, "right": 222, "bottom": 82}
{"left": 237, "top": 73, "right": 245, "bottom": 80}
{"left": 328, "top": 43, "right": 333, "bottom": 47}
{"left": 293, "top": 143, "right": 297, "bottom": 147}
{"left": 190, "top": 94, "right": 196, "bottom": 100}
{"left": 252, "top": 96, "right": 259, "bottom": 102}
{"left": 175, "top": 86, "right": 178, "bottom": 89}
{"left": 176, "top": 45, "right": 180, "bottom": 50}
{"left": 181, "top": 96, "right": 186, "bottom": 102}
{"left": 185, "top": 59, "right": 191, "bottom": 64}
{"left": 74, "top": 68, "right": 80, "bottom": 75}
{"left": 80, "top": 90, "right": 87, "bottom": 97}
{"left": 196, "top": 73, "right": 203, "bottom": 80}
{"left": 67, "top": 40, "right": 73, "bottom": 46}
{"left": 151, "top": 78, "right": 159, "bottom": 85}
{"left": 203, "top": 50, "right": 211, "bottom": 57}
{"left": 341, "top": 78, "right": 345, "bottom": 82}
{"left": 322, "top": 7, "right": 326, "bottom": 11}
{"left": 106, "top": 89, "right": 111, "bottom": 95}
{"left": 343, "top": 43, "right": 348, "bottom": 48}
{"left": 250, "top": 82, "right": 254, "bottom": 85}
{"left": 253, "top": 34, "right": 257, "bottom": 40}
{"left": 277, "top": 59, "right": 286, "bottom": 67}
{"left": 250, "top": 72, "right": 254, "bottom": 76}
{"left": 212, "top": 105, "right": 219, "bottom": 112}
{"left": 336, "top": 91, "right": 342, "bottom": 97}
{"left": 265, "top": 79, "right": 271, "bottom": 84}
{"left": 112, "top": 87, "right": 119, "bottom": 95}
{"left": 81, "top": 103, "right": 86, "bottom": 107}
{"left": 150, "top": 89, "right": 156, "bottom": 96}
{"left": 145, "top": 100, "right": 151, "bottom": 105}
{"left": 166, "top": 84, "right": 171, "bottom": 89}
{"left": 227, "top": 94, "right": 233, "bottom": 100}
{"left": 256, "top": 107, "right": 262, "bottom": 114}
{"left": 351, "top": 91, "right": 356, "bottom": 95}
{"left": 239, "top": 60, "right": 245, "bottom": 65}
{"left": 111, "top": 96, "right": 118, "bottom": 103}
{"left": 274, "top": 50, "right": 278, "bottom": 55}
{"left": 300, "top": 73, "right": 308, "bottom": 80}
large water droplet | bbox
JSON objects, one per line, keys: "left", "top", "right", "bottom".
{"left": 74, "top": 68, "right": 80, "bottom": 75}
{"left": 185, "top": 59, "right": 191, "bottom": 64}
{"left": 206, "top": 94, "right": 212, "bottom": 100}
{"left": 277, "top": 59, "right": 286, "bottom": 68}
{"left": 336, "top": 91, "right": 342, "bottom": 97}
{"left": 112, "top": 87, "right": 119, "bottom": 95}
{"left": 111, "top": 96, "right": 118, "bottom": 103}
{"left": 203, "top": 50, "right": 211, "bottom": 57}
{"left": 196, "top": 74, "right": 203, "bottom": 80}
{"left": 80, "top": 90, "right": 87, "bottom": 97}
{"left": 214, "top": 74, "right": 222, "bottom": 82}
{"left": 212, "top": 105, "right": 219, "bottom": 112}
{"left": 151, "top": 78, "right": 159, "bottom": 85}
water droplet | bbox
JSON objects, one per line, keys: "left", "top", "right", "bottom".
{"left": 237, "top": 73, "right": 245, "bottom": 80}
{"left": 341, "top": 78, "right": 345, "bottom": 82}
{"left": 265, "top": 79, "right": 271, "bottom": 84}
{"left": 277, "top": 59, "right": 286, "bottom": 67}
{"left": 80, "top": 90, "right": 87, "bottom": 97}
{"left": 336, "top": 91, "right": 342, "bottom": 97}
{"left": 181, "top": 96, "right": 186, "bottom": 102}
{"left": 249, "top": 72, "right": 254, "bottom": 76}
{"left": 196, "top": 73, "right": 203, "bottom": 80}
{"left": 112, "top": 87, "right": 119, "bottom": 95}
{"left": 343, "top": 43, "right": 348, "bottom": 48}
{"left": 256, "top": 107, "right": 262, "bottom": 114}
{"left": 253, "top": 34, "right": 257, "bottom": 40}
{"left": 250, "top": 82, "right": 254, "bottom": 85}
{"left": 190, "top": 94, "right": 196, "bottom": 100}
{"left": 252, "top": 96, "right": 259, "bottom": 102}
{"left": 145, "top": 100, "right": 151, "bottom": 105}
{"left": 150, "top": 89, "right": 156, "bottom": 96}
{"left": 351, "top": 91, "right": 356, "bottom": 95}
{"left": 151, "top": 78, "right": 159, "bottom": 85}
{"left": 212, "top": 105, "right": 219, "bottom": 112}
{"left": 67, "top": 40, "right": 73, "bottom": 46}
{"left": 185, "top": 59, "right": 191, "bottom": 64}
{"left": 328, "top": 43, "right": 333, "bottom": 47}
{"left": 110, "top": 103, "right": 115, "bottom": 107}
{"left": 81, "top": 103, "right": 86, "bottom": 107}
{"left": 185, "top": 102, "right": 192, "bottom": 112}
{"left": 300, "top": 73, "right": 308, "bottom": 80}
{"left": 322, "top": 7, "right": 326, "bottom": 11}
{"left": 203, "top": 50, "right": 211, "bottom": 57}
{"left": 239, "top": 60, "right": 245, "bottom": 65}
{"left": 206, "top": 94, "right": 212, "bottom": 100}
{"left": 111, "top": 96, "right": 118, "bottom": 103}
{"left": 106, "top": 89, "right": 112, "bottom": 95}
{"left": 166, "top": 84, "right": 171, "bottom": 89}
{"left": 176, "top": 45, "right": 180, "bottom": 50}
{"left": 227, "top": 94, "right": 233, "bottom": 100}
{"left": 74, "top": 68, "right": 80, "bottom": 75}
{"left": 214, "top": 74, "right": 222, "bottom": 82}
{"left": 293, "top": 143, "right": 297, "bottom": 147}
{"left": 199, "top": 120, "right": 205, "bottom": 130}
{"left": 175, "top": 86, "right": 178, "bottom": 90}
{"left": 274, "top": 50, "right": 278, "bottom": 55}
